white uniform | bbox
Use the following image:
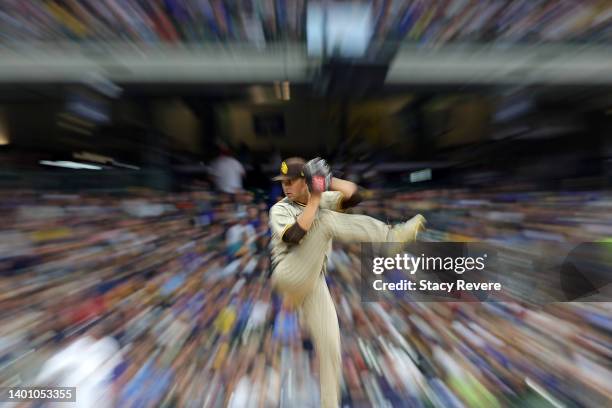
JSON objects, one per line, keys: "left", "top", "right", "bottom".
{"left": 269, "top": 191, "right": 392, "bottom": 408}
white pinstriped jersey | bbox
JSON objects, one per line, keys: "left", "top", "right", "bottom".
{"left": 269, "top": 191, "right": 344, "bottom": 271}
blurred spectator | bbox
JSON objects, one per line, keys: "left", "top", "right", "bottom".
{"left": 208, "top": 144, "right": 246, "bottom": 194}
{"left": 35, "top": 321, "right": 123, "bottom": 408}
{"left": 225, "top": 214, "right": 256, "bottom": 258}
{"left": 247, "top": 205, "right": 260, "bottom": 229}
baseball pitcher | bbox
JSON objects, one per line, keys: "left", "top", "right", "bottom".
{"left": 269, "top": 157, "right": 426, "bottom": 408}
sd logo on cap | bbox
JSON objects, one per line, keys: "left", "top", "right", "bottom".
{"left": 272, "top": 157, "right": 306, "bottom": 181}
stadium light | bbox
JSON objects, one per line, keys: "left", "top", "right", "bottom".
{"left": 39, "top": 160, "right": 103, "bottom": 170}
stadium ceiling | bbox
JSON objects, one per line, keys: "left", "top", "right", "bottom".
{"left": 0, "top": 43, "right": 612, "bottom": 85}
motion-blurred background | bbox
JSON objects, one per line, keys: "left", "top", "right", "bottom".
{"left": 0, "top": 1, "right": 611, "bottom": 407}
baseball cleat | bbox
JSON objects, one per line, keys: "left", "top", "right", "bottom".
{"left": 388, "top": 214, "right": 427, "bottom": 243}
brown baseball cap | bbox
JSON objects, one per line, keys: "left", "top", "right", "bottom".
{"left": 272, "top": 157, "right": 306, "bottom": 181}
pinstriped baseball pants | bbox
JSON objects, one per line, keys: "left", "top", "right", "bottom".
{"left": 271, "top": 209, "right": 391, "bottom": 408}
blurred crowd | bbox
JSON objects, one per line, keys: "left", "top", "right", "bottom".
{"left": 0, "top": 185, "right": 611, "bottom": 407}
{"left": 0, "top": 0, "right": 610, "bottom": 48}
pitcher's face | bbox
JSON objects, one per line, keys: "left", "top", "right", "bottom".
{"left": 281, "top": 178, "right": 307, "bottom": 200}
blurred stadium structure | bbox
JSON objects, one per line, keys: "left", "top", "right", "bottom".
{"left": 0, "top": 1, "right": 611, "bottom": 407}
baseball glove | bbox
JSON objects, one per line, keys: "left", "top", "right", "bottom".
{"left": 303, "top": 157, "right": 332, "bottom": 193}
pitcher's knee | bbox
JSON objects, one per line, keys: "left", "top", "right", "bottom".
{"left": 271, "top": 268, "right": 309, "bottom": 302}
{"left": 271, "top": 269, "right": 295, "bottom": 295}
